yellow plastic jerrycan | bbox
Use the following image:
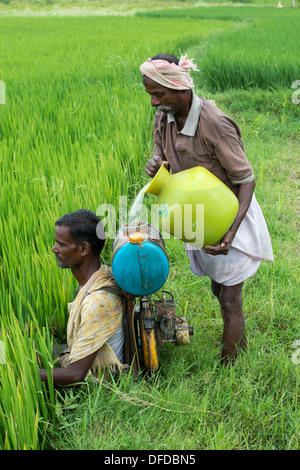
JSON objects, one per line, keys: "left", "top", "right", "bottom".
{"left": 144, "top": 165, "right": 239, "bottom": 248}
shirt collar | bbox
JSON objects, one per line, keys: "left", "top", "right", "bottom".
{"left": 167, "top": 90, "right": 202, "bottom": 136}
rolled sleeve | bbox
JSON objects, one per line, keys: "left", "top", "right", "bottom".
{"left": 211, "top": 117, "right": 254, "bottom": 185}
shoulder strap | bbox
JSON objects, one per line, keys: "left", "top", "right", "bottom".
{"left": 97, "top": 286, "right": 125, "bottom": 297}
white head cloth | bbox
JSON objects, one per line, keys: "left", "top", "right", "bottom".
{"left": 140, "top": 54, "right": 198, "bottom": 90}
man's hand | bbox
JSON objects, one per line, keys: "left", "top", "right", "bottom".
{"left": 203, "top": 231, "right": 234, "bottom": 256}
{"left": 145, "top": 155, "right": 169, "bottom": 177}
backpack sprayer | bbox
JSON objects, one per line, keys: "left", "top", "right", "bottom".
{"left": 112, "top": 222, "right": 193, "bottom": 373}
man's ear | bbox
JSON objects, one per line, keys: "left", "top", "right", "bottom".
{"left": 79, "top": 241, "right": 91, "bottom": 257}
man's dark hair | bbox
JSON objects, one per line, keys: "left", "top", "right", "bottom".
{"left": 55, "top": 209, "right": 105, "bottom": 256}
{"left": 151, "top": 54, "right": 179, "bottom": 65}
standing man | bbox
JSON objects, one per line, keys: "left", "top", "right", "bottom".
{"left": 140, "top": 53, "right": 273, "bottom": 364}
{"left": 39, "top": 209, "right": 125, "bottom": 387}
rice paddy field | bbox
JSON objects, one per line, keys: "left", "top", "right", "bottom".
{"left": 0, "top": 0, "right": 299, "bottom": 451}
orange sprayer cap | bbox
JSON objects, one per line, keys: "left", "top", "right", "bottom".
{"left": 129, "top": 233, "right": 144, "bottom": 244}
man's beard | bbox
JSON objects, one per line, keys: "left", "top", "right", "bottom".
{"left": 55, "top": 255, "right": 68, "bottom": 269}
{"left": 155, "top": 105, "right": 173, "bottom": 114}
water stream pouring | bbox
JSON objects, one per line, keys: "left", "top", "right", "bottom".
{"left": 127, "top": 182, "right": 149, "bottom": 226}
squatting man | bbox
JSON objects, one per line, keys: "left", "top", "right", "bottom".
{"left": 39, "top": 210, "right": 125, "bottom": 387}
{"left": 139, "top": 53, "right": 274, "bottom": 364}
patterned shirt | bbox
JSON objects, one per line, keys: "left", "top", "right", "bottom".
{"left": 67, "top": 265, "right": 125, "bottom": 376}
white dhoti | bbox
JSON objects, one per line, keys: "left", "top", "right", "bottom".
{"left": 185, "top": 194, "right": 274, "bottom": 286}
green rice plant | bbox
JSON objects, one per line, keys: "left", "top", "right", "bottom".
{"left": 0, "top": 313, "right": 55, "bottom": 449}
{"left": 136, "top": 5, "right": 300, "bottom": 21}
{"left": 200, "top": 15, "right": 300, "bottom": 91}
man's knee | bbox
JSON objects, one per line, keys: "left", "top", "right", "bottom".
{"left": 218, "top": 284, "right": 243, "bottom": 314}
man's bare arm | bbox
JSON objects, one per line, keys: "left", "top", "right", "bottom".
{"left": 39, "top": 350, "right": 98, "bottom": 387}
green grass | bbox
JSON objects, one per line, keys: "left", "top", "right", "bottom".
{"left": 0, "top": 3, "right": 299, "bottom": 450}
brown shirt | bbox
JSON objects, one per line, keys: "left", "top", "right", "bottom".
{"left": 153, "top": 91, "right": 254, "bottom": 195}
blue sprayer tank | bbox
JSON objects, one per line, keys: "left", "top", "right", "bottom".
{"left": 112, "top": 222, "right": 169, "bottom": 296}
